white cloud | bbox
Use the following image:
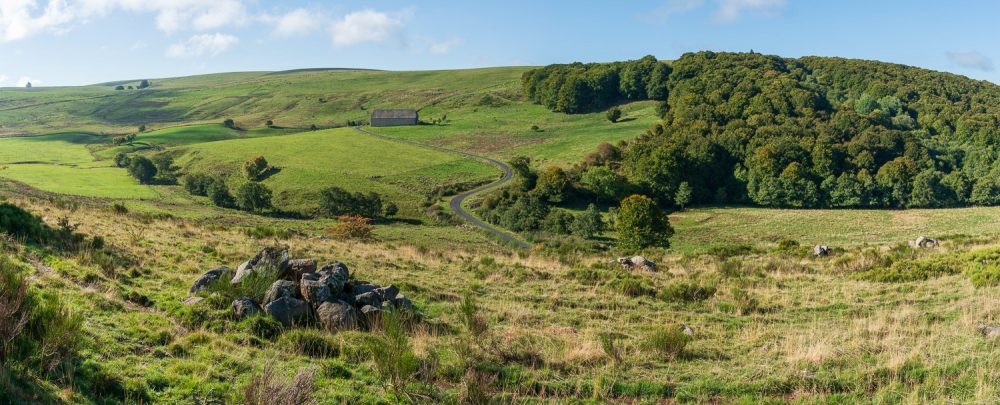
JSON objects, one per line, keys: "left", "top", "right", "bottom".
{"left": 0, "top": 0, "right": 251, "bottom": 40}
{"left": 429, "top": 37, "right": 463, "bottom": 55}
{"left": 330, "top": 9, "right": 407, "bottom": 47}
{"left": 166, "top": 33, "right": 238, "bottom": 57}
{"left": 16, "top": 76, "right": 40, "bottom": 87}
{"left": 946, "top": 51, "right": 995, "bottom": 72}
{"left": 715, "top": 0, "right": 786, "bottom": 22}
{"left": 271, "top": 8, "right": 320, "bottom": 37}
{"left": 0, "top": 0, "right": 75, "bottom": 42}
{"left": 0, "top": 74, "right": 8, "bottom": 86}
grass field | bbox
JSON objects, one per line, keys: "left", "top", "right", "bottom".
{"left": 7, "top": 194, "right": 1000, "bottom": 403}
{"left": 176, "top": 127, "right": 498, "bottom": 214}
{"left": 670, "top": 206, "right": 1000, "bottom": 254}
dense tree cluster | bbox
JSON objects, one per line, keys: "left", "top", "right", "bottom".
{"left": 318, "top": 187, "right": 396, "bottom": 219}
{"left": 526, "top": 51, "right": 1000, "bottom": 209}
{"left": 521, "top": 55, "right": 670, "bottom": 113}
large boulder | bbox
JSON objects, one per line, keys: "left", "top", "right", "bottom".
{"left": 914, "top": 236, "right": 939, "bottom": 248}
{"left": 813, "top": 245, "right": 832, "bottom": 257}
{"left": 316, "top": 300, "right": 358, "bottom": 332}
{"left": 232, "top": 297, "right": 262, "bottom": 320}
{"left": 317, "top": 263, "right": 350, "bottom": 293}
{"left": 630, "top": 256, "right": 656, "bottom": 271}
{"left": 978, "top": 324, "right": 1000, "bottom": 338}
{"left": 355, "top": 291, "right": 382, "bottom": 307}
{"left": 288, "top": 258, "right": 317, "bottom": 280}
{"left": 264, "top": 296, "right": 311, "bottom": 327}
{"left": 263, "top": 280, "right": 299, "bottom": 305}
{"left": 376, "top": 285, "right": 400, "bottom": 301}
{"left": 349, "top": 281, "right": 379, "bottom": 296}
{"left": 190, "top": 266, "right": 231, "bottom": 294}
{"left": 231, "top": 247, "right": 290, "bottom": 284}
{"left": 300, "top": 273, "right": 333, "bottom": 304}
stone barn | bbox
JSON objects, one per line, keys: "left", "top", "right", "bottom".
{"left": 371, "top": 109, "right": 418, "bottom": 127}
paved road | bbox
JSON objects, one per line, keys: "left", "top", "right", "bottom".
{"left": 353, "top": 127, "right": 532, "bottom": 249}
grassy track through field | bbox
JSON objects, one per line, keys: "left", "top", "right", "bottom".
{"left": 354, "top": 126, "right": 532, "bottom": 248}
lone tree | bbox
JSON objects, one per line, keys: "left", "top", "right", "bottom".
{"left": 675, "top": 182, "right": 693, "bottom": 210}
{"left": 138, "top": 79, "right": 150, "bottom": 89}
{"left": 24, "top": 82, "right": 31, "bottom": 88}
{"left": 235, "top": 182, "right": 273, "bottom": 212}
{"left": 571, "top": 203, "right": 606, "bottom": 238}
{"left": 224, "top": 118, "right": 237, "bottom": 129}
{"left": 207, "top": 180, "right": 235, "bottom": 208}
{"left": 265, "top": 120, "right": 274, "bottom": 127}
{"left": 606, "top": 106, "right": 622, "bottom": 123}
{"left": 115, "top": 85, "right": 124, "bottom": 91}
{"left": 243, "top": 156, "right": 270, "bottom": 181}
{"left": 127, "top": 156, "right": 157, "bottom": 184}
{"left": 615, "top": 194, "right": 673, "bottom": 251}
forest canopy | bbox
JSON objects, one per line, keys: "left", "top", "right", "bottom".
{"left": 521, "top": 51, "right": 1000, "bottom": 209}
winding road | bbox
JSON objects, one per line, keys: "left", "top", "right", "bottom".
{"left": 353, "top": 127, "right": 532, "bottom": 249}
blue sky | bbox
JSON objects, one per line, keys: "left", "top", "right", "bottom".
{"left": 1, "top": 0, "right": 999, "bottom": 86}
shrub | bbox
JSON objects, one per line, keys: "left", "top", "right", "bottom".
{"left": 704, "top": 243, "right": 753, "bottom": 259}
{"left": 111, "top": 203, "right": 129, "bottom": 215}
{"left": 642, "top": 325, "right": 690, "bottom": 360}
{"left": 127, "top": 156, "right": 157, "bottom": 184}
{"left": 606, "top": 106, "right": 622, "bottom": 123}
{"left": 243, "top": 365, "right": 316, "bottom": 405}
{"left": 279, "top": 329, "right": 339, "bottom": 358}
{"left": 113, "top": 152, "right": 130, "bottom": 168}
{"left": 235, "top": 182, "right": 273, "bottom": 212}
{"left": 325, "top": 216, "right": 373, "bottom": 240}
{"left": 854, "top": 257, "right": 960, "bottom": 283}
{"left": 207, "top": 180, "right": 235, "bottom": 208}
{"left": 659, "top": 281, "right": 717, "bottom": 302}
{"left": 367, "top": 310, "right": 420, "bottom": 401}
{"left": 608, "top": 275, "right": 654, "bottom": 297}
{"left": 730, "top": 287, "right": 760, "bottom": 315}
{"left": 777, "top": 239, "right": 800, "bottom": 250}
{"left": 183, "top": 173, "right": 215, "bottom": 196}
{"left": 616, "top": 195, "right": 673, "bottom": 251}
{"left": 0, "top": 203, "right": 50, "bottom": 243}
{"left": 243, "top": 156, "right": 271, "bottom": 181}
{"left": 318, "top": 187, "right": 385, "bottom": 218}
{"left": 223, "top": 118, "right": 236, "bottom": 129}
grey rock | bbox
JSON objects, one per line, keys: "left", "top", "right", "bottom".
{"left": 914, "top": 236, "right": 940, "bottom": 248}
{"left": 630, "top": 256, "right": 656, "bottom": 271}
{"left": 377, "top": 285, "right": 400, "bottom": 301}
{"left": 978, "top": 324, "right": 1000, "bottom": 338}
{"left": 360, "top": 305, "right": 382, "bottom": 327}
{"left": 232, "top": 297, "right": 262, "bottom": 320}
{"left": 350, "top": 282, "right": 378, "bottom": 295}
{"left": 316, "top": 300, "right": 358, "bottom": 332}
{"left": 231, "top": 247, "right": 290, "bottom": 284}
{"left": 317, "top": 263, "right": 350, "bottom": 293}
{"left": 182, "top": 296, "right": 204, "bottom": 306}
{"left": 300, "top": 274, "right": 333, "bottom": 304}
{"left": 264, "top": 296, "right": 311, "bottom": 327}
{"left": 190, "top": 266, "right": 231, "bottom": 294}
{"left": 263, "top": 280, "right": 299, "bottom": 305}
{"left": 355, "top": 291, "right": 381, "bottom": 307}
{"left": 393, "top": 294, "right": 414, "bottom": 311}
{"left": 813, "top": 245, "right": 832, "bottom": 257}
{"left": 682, "top": 326, "right": 694, "bottom": 336}
{"left": 288, "top": 258, "right": 317, "bottom": 280}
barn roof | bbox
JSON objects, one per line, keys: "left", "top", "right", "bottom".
{"left": 371, "top": 109, "right": 418, "bottom": 119}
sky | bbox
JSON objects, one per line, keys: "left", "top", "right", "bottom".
{"left": 1, "top": 0, "right": 999, "bottom": 87}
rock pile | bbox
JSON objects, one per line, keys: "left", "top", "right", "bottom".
{"left": 188, "top": 247, "right": 414, "bottom": 331}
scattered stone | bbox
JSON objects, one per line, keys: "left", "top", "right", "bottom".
{"left": 264, "top": 296, "right": 311, "bottom": 327}
{"left": 300, "top": 274, "right": 333, "bottom": 304}
{"left": 682, "top": 326, "right": 694, "bottom": 336}
{"left": 182, "top": 296, "right": 204, "bottom": 306}
{"left": 978, "top": 324, "right": 1000, "bottom": 338}
{"left": 316, "top": 300, "right": 358, "bottom": 332}
{"left": 377, "top": 285, "right": 400, "bottom": 301}
{"left": 263, "top": 280, "right": 299, "bottom": 305}
{"left": 813, "top": 245, "right": 832, "bottom": 257}
{"left": 232, "top": 297, "right": 262, "bottom": 320}
{"left": 618, "top": 256, "right": 656, "bottom": 271}
{"left": 190, "top": 266, "right": 231, "bottom": 294}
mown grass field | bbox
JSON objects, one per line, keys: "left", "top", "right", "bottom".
{"left": 175, "top": 127, "right": 499, "bottom": 214}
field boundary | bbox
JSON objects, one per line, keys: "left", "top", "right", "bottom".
{"left": 353, "top": 126, "right": 532, "bottom": 249}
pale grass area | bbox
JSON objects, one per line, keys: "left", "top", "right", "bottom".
{"left": 9, "top": 194, "right": 1000, "bottom": 402}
